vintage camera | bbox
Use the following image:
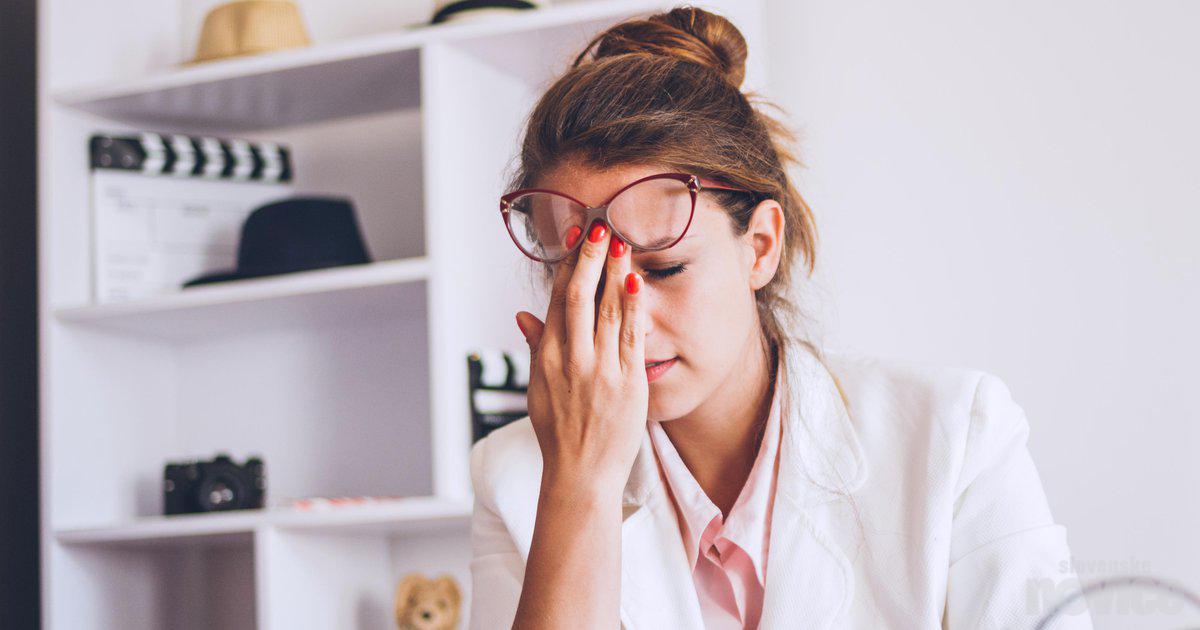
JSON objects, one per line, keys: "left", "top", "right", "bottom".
{"left": 163, "top": 454, "right": 265, "bottom": 515}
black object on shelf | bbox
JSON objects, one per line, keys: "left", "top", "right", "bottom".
{"left": 163, "top": 453, "right": 266, "bottom": 515}
{"left": 430, "top": 0, "right": 538, "bottom": 25}
{"left": 182, "top": 195, "right": 371, "bottom": 287}
{"left": 89, "top": 131, "right": 293, "bottom": 182}
{"left": 468, "top": 351, "right": 528, "bottom": 444}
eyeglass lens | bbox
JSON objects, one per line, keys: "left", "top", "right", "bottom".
{"left": 507, "top": 177, "right": 693, "bottom": 261}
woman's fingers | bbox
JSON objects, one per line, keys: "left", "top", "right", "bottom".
{"left": 618, "top": 271, "right": 645, "bottom": 375}
{"left": 594, "top": 234, "right": 630, "bottom": 365}
{"left": 560, "top": 220, "right": 612, "bottom": 371}
{"left": 540, "top": 227, "right": 583, "bottom": 358}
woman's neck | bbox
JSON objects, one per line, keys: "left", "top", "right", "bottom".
{"left": 661, "top": 334, "right": 778, "bottom": 517}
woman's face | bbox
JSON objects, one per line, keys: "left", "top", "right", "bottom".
{"left": 537, "top": 161, "right": 784, "bottom": 423}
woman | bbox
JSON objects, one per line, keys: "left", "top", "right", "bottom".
{"left": 469, "top": 6, "right": 1092, "bottom": 629}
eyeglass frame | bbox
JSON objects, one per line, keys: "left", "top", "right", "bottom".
{"left": 500, "top": 172, "right": 755, "bottom": 263}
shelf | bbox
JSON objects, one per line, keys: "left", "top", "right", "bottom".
{"left": 52, "top": 0, "right": 665, "bottom": 131}
{"left": 53, "top": 257, "right": 430, "bottom": 339}
{"left": 55, "top": 496, "right": 473, "bottom": 547}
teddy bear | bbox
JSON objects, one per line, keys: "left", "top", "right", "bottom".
{"left": 394, "top": 572, "right": 462, "bottom": 630}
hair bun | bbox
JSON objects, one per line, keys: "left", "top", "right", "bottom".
{"left": 576, "top": 6, "right": 749, "bottom": 90}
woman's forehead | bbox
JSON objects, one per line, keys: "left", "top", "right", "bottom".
{"left": 534, "top": 161, "right": 673, "bottom": 207}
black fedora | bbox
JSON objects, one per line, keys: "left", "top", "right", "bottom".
{"left": 429, "top": 0, "right": 541, "bottom": 25}
{"left": 183, "top": 196, "right": 372, "bottom": 287}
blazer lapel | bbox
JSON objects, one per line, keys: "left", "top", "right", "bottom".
{"left": 758, "top": 496, "right": 859, "bottom": 629}
{"left": 759, "top": 339, "right": 870, "bottom": 630}
{"left": 617, "top": 428, "right": 705, "bottom": 629}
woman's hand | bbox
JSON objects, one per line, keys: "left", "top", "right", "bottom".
{"left": 515, "top": 219, "right": 648, "bottom": 498}
{"left": 509, "top": 219, "right": 645, "bottom": 629}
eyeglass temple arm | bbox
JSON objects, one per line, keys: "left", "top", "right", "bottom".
{"left": 695, "top": 176, "right": 753, "bottom": 193}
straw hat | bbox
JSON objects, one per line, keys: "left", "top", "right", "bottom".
{"left": 429, "top": 0, "right": 548, "bottom": 25}
{"left": 188, "top": 0, "right": 311, "bottom": 65}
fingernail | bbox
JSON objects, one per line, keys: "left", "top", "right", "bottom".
{"left": 625, "top": 272, "right": 639, "bottom": 294}
{"left": 609, "top": 236, "right": 626, "bottom": 257}
{"left": 564, "top": 225, "right": 583, "bottom": 249}
{"left": 515, "top": 314, "right": 526, "bottom": 336}
{"left": 588, "top": 221, "right": 607, "bottom": 243}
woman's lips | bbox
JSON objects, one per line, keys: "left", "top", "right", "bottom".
{"left": 645, "top": 357, "right": 677, "bottom": 382}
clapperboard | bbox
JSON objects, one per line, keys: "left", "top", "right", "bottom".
{"left": 468, "top": 349, "right": 531, "bottom": 443}
{"left": 88, "top": 132, "right": 294, "bottom": 304}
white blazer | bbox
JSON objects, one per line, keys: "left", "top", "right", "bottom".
{"left": 466, "top": 338, "right": 1094, "bottom": 629}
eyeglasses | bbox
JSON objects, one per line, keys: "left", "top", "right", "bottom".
{"left": 500, "top": 172, "right": 754, "bottom": 263}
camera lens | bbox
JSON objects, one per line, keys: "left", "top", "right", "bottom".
{"left": 197, "top": 473, "right": 246, "bottom": 511}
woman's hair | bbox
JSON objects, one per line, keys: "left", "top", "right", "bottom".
{"left": 504, "top": 4, "right": 826, "bottom": 358}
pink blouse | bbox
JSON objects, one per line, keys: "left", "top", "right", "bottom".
{"left": 648, "top": 361, "right": 785, "bottom": 630}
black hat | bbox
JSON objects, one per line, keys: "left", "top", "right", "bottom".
{"left": 429, "top": 0, "right": 541, "bottom": 25}
{"left": 183, "top": 196, "right": 371, "bottom": 287}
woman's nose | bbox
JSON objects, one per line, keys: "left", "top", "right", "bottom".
{"left": 636, "top": 290, "right": 655, "bottom": 343}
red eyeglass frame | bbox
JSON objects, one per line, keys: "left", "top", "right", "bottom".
{"left": 500, "top": 172, "right": 754, "bottom": 263}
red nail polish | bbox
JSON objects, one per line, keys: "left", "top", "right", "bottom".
{"left": 625, "top": 272, "right": 639, "bottom": 294}
{"left": 564, "top": 225, "right": 583, "bottom": 249}
{"left": 588, "top": 221, "right": 607, "bottom": 243}
{"left": 609, "top": 236, "right": 625, "bottom": 257}
{"left": 515, "top": 314, "right": 526, "bottom": 336}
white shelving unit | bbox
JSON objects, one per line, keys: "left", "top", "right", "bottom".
{"left": 37, "top": 0, "right": 765, "bottom": 627}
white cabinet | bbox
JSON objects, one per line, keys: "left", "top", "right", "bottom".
{"left": 37, "top": 0, "right": 764, "bottom": 627}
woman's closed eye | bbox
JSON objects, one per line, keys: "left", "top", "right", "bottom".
{"left": 643, "top": 263, "right": 687, "bottom": 279}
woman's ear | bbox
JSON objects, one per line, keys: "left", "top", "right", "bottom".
{"left": 744, "top": 199, "right": 785, "bottom": 291}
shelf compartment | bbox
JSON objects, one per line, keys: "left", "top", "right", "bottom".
{"left": 56, "top": 45, "right": 420, "bottom": 132}
{"left": 55, "top": 496, "right": 472, "bottom": 547}
{"left": 52, "top": 0, "right": 666, "bottom": 131}
{"left": 53, "top": 257, "right": 430, "bottom": 339}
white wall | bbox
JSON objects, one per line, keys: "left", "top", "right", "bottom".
{"left": 764, "top": 0, "right": 1199, "bottom": 623}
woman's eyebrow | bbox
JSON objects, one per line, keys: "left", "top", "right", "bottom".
{"left": 634, "top": 248, "right": 694, "bottom": 264}
{"left": 638, "top": 231, "right": 699, "bottom": 249}
{"left": 640, "top": 235, "right": 678, "bottom": 248}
